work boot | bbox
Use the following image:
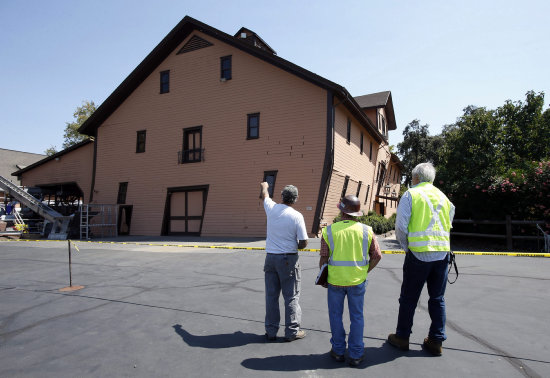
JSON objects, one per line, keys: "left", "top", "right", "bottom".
{"left": 422, "top": 337, "right": 442, "bottom": 356}
{"left": 348, "top": 354, "right": 365, "bottom": 367}
{"left": 329, "top": 349, "right": 345, "bottom": 362}
{"left": 387, "top": 333, "right": 409, "bottom": 351}
{"left": 284, "top": 329, "right": 306, "bottom": 342}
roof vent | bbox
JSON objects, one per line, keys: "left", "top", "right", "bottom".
{"left": 240, "top": 32, "right": 247, "bottom": 39}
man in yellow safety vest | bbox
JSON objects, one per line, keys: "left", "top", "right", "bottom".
{"left": 319, "top": 195, "right": 382, "bottom": 367}
{"left": 387, "top": 162, "right": 455, "bottom": 356}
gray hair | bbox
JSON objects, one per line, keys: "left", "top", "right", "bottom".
{"left": 281, "top": 185, "right": 299, "bottom": 204}
{"left": 412, "top": 162, "right": 436, "bottom": 183}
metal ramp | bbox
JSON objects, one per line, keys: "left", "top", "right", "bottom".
{"left": 0, "top": 175, "right": 72, "bottom": 239}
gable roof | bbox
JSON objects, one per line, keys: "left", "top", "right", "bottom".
{"left": 354, "top": 91, "right": 397, "bottom": 131}
{"left": 0, "top": 149, "right": 45, "bottom": 181}
{"left": 11, "top": 139, "right": 93, "bottom": 177}
{"left": 78, "top": 16, "right": 385, "bottom": 143}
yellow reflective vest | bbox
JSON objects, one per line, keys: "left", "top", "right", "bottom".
{"left": 407, "top": 182, "right": 452, "bottom": 252}
{"left": 322, "top": 220, "right": 373, "bottom": 286}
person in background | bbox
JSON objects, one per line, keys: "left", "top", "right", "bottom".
{"left": 387, "top": 162, "right": 455, "bottom": 356}
{"left": 260, "top": 182, "right": 308, "bottom": 342}
{"left": 319, "top": 195, "right": 382, "bottom": 367}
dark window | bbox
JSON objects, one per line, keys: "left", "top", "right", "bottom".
{"left": 356, "top": 181, "right": 362, "bottom": 197}
{"left": 117, "top": 182, "right": 128, "bottom": 204}
{"left": 364, "top": 185, "right": 370, "bottom": 205}
{"left": 136, "top": 130, "right": 146, "bottom": 153}
{"left": 182, "top": 126, "right": 202, "bottom": 163}
{"left": 346, "top": 119, "right": 351, "bottom": 144}
{"left": 341, "top": 176, "right": 350, "bottom": 199}
{"left": 360, "top": 133, "right": 364, "bottom": 154}
{"left": 220, "top": 56, "right": 232, "bottom": 80}
{"left": 247, "top": 113, "right": 260, "bottom": 139}
{"left": 369, "top": 140, "right": 373, "bottom": 161}
{"left": 263, "top": 171, "right": 278, "bottom": 198}
{"left": 160, "top": 70, "right": 170, "bottom": 94}
{"left": 382, "top": 116, "right": 387, "bottom": 135}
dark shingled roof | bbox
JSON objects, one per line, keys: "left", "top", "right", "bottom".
{"left": 354, "top": 91, "right": 397, "bottom": 131}
{"left": 78, "top": 16, "right": 386, "bottom": 143}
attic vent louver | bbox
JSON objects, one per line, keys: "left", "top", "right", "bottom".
{"left": 177, "top": 35, "right": 214, "bottom": 54}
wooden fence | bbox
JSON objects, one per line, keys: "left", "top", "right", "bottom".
{"left": 452, "top": 216, "right": 546, "bottom": 250}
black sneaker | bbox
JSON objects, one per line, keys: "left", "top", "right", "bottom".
{"left": 329, "top": 349, "right": 345, "bottom": 362}
{"left": 284, "top": 329, "right": 306, "bottom": 342}
{"left": 348, "top": 354, "right": 365, "bottom": 367}
{"left": 265, "top": 333, "right": 277, "bottom": 342}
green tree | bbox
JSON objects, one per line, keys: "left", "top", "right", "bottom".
{"left": 397, "top": 120, "right": 443, "bottom": 186}
{"left": 44, "top": 145, "right": 58, "bottom": 156}
{"left": 62, "top": 100, "right": 96, "bottom": 149}
{"left": 436, "top": 91, "right": 549, "bottom": 220}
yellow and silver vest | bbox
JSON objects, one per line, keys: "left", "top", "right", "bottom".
{"left": 407, "top": 182, "right": 452, "bottom": 252}
{"left": 322, "top": 221, "right": 373, "bottom": 286}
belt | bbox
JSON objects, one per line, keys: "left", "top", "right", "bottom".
{"left": 267, "top": 253, "right": 298, "bottom": 255}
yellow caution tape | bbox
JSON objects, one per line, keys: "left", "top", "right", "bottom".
{"left": 2, "top": 239, "right": 549, "bottom": 257}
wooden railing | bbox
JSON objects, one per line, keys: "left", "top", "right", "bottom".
{"left": 452, "top": 216, "right": 546, "bottom": 250}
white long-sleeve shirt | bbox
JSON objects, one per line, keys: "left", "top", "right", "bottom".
{"left": 395, "top": 184, "right": 455, "bottom": 262}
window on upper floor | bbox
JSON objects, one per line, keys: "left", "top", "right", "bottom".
{"left": 263, "top": 170, "right": 278, "bottom": 198}
{"left": 220, "top": 56, "right": 232, "bottom": 81}
{"left": 247, "top": 113, "right": 260, "bottom": 139}
{"left": 356, "top": 181, "right": 362, "bottom": 197}
{"left": 346, "top": 119, "right": 351, "bottom": 144}
{"left": 117, "top": 182, "right": 128, "bottom": 204}
{"left": 369, "top": 141, "right": 373, "bottom": 161}
{"left": 180, "top": 126, "right": 203, "bottom": 163}
{"left": 136, "top": 130, "right": 146, "bottom": 153}
{"left": 341, "top": 176, "right": 350, "bottom": 199}
{"left": 360, "top": 133, "right": 364, "bottom": 154}
{"left": 160, "top": 70, "right": 170, "bottom": 94}
{"left": 364, "top": 185, "right": 370, "bottom": 205}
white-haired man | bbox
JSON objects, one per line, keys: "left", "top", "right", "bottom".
{"left": 260, "top": 182, "right": 308, "bottom": 342}
{"left": 388, "top": 162, "right": 455, "bottom": 356}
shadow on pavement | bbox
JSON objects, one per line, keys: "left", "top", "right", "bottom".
{"left": 173, "top": 324, "right": 266, "bottom": 348}
{"left": 241, "top": 343, "right": 426, "bottom": 371}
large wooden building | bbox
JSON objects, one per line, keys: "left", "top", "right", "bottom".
{"left": 14, "top": 16, "right": 402, "bottom": 237}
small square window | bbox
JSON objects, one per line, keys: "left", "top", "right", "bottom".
{"left": 220, "top": 56, "right": 232, "bottom": 80}
{"left": 136, "top": 130, "right": 146, "bottom": 153}
{"left": 247, "top": 113, "right": 260, "bottom": 139}
{"left": 263, "top": 171, "right": 278, "bottom": 198}
{"left": 160, "top": 70, "right": 170, "bottom": 94}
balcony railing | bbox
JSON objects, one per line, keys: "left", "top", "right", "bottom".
{"left": 178, "top": 148, "right": 205, "bottom": 164}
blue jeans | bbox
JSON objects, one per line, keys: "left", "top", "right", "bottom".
{"left": 396, "top": 252, "right": 449, "bottom": 342}
{"left": 327, "top": 280, "right": 367, "bottom": 359}
{"left": 264, "top": 254, "right": 301, "bottom": 338}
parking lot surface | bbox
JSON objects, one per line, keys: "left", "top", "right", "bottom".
{"left": 1, "top": 238, "right": 549, "bottom": 377}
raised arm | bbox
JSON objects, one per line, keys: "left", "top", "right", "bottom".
{"left": 260, "top": 182, "right": 269, "bottom": 201}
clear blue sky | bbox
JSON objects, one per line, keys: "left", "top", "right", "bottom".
{"left": 1, "top": 0, "right": 548, "bottom": 154}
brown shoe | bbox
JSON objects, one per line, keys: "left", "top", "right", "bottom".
{"left": 387, "top": 333, "right": 409, "bottom": 351}
{"left": 285, "top": 329, "right": 306, "bottom": 342}
{"left": 422, "top": 337, "right": 442, "bottom": 356}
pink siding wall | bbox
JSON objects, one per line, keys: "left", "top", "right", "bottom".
{"left": 320, "top": 105, "right": 380, "bottom": 227}
{"left": 92, "top": 31, "right": 327, "bottom": 237}
{"left": 19, "top": 143, "right": 94, "bottom": 202}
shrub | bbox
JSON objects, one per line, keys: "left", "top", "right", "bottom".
{"left": 332, "top": 212, "right": 396, "bottom": 235}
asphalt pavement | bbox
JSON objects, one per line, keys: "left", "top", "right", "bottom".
{"left": 0, "top": 237, "right": 549, "bottom": 377}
